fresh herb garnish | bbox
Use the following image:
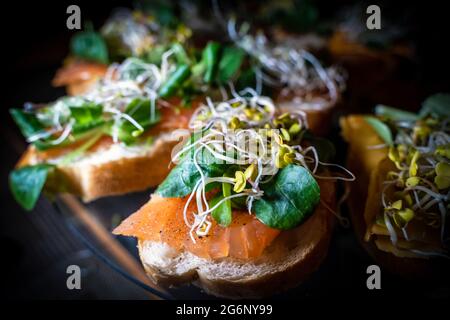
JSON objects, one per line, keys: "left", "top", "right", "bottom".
{"left": 158, "top": 64, "right": 191, "bottom": 98}
{"left": 364, "top": 116, "right": 393, "bottom": 145}
{"left": 372, "top": 95, "right": 450, "bottom": 257}
{"left": 202, "top": 42, "right": 221, "bottom": 84}
{"left": 71, "top": 24, "right": 108, "bottom": 64}
{"left": 419, "top": 93, "right": 450, "bottom": 118}
{"left": 156, "top": 139, "right": 230, "bottom": 198}
{"left": 117, "top": 98, "right": 161, "bottom": 145}
{"left": 375, "top": 105, "right": 419, "bottom": 121}
{"left": 9, "top": 164, "right": 54, "bottom": 211}
{"left": 217, "top": 46, "right": 245, "bottom": 84}
{"left": 253, "top": 165, "right": 320, "bottom": 229}
{"left": 10, "top": 109, "right": 45, "bottom": 141}
{"left": 210, "top": 182, "right": 233, "bottom": 227}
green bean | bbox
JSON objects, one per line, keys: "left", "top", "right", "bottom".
{"left": 203, "top": 42, "right": 221, "bottom": 84}
{"left": 158, "top": 64, "right": 191, "bottom": 98}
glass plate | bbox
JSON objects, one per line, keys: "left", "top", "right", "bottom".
{"left": 52, "top": 188, "right": 447, "bottom": 299}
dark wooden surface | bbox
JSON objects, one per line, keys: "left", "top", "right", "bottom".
{"left": 0, "top": 1, "right": 151, "bottom": 299}
{"left": 1, "top": 0, "right": 450, "bottom": 300}
{"left": 0, "top": 68, "right": 153, "bottom": 300}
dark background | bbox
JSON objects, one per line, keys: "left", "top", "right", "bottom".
{"left": 1, "top": 0, "right": 450, "bottom": 299}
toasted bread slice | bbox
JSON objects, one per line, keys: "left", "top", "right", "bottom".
{"left": 17, "top": 133, "right": 182, "bottom": 202}
{"left": 15, "top": 92, "right": 196, "bottom": 202}
{"left": 277, "top": 91, "right": 340, "bottom": 136}
{"left": 133, "top": 179, "right": 336, "bottom": 299}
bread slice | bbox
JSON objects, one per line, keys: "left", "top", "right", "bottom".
{"left": 135, "top": 180, "right": 336, "bottom": 299}
{"left": 277, "top": 92, "right": 340, "bottom": 137}
{"left": 17, "top": 132, "right": 183, "bottom": 202}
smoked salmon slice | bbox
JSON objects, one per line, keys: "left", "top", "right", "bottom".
{"left": 52, "top": 60, "right": 108, "bottom": 87}
{"left": 52, "top": 60, "right": 108, "bottom": 96}
{"left": 113, "top": 194, "right": 281, "bottom": 260}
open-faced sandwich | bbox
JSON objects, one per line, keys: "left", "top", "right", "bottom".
{"left": 9, "top": 40, "right": 245, "bottom": 210}
{"left": 113, "top": 91, "right": 353, "bottom": 298}
{"left": 53, "top": 8, "right": 192, "bottom": 95}
{"left": 228, "top": 19, "right": 345, "bottom": 136}
{"left": 341, "top": 94, "right": 450, "bottom": 277}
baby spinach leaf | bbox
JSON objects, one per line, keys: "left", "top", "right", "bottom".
{"left": 364, "top": 116, "right": 393, "bottom": 145}
{"left": 28, "top": 119, "right": 108, "bottom": 152}
{"left": 10, "top": 109, "right": 65, "bottom": 150}
{"left": 69, "top": 102, "right": 103, "bottom": 125}
{"left": 117, "top": 98, "right": 161, "bottom": 144}
{"left": 71, "top": 28, "right": 108, "bottom": 64}
{"left": 375, "top": 104, "right": 419, "bottom": 121}
{"left": 253, "top": 165, "right": 320, "bottom": 230}
{"left": 217, "top": 47, "right": 244, "bottom": 84}
{"left": 72, "top": 118, "right": 107, "bottom": 135}
{"left": 156, "top": 138, "right": 230, "bottom": 197}
{"left": 54, "top": 97, "right": 105, "bottom": 135}
{"left": 156, "top": 157, "right": 226, "bottom": 198}
{"left": 210, "top": 183, "right": 232, "bottom": 227}
{"left": 144, "top": 1, "right": 178, "bottom": 27}
{"left": 12, "top": 97, "right": 108, "bottom": 150}
{"left": 420, "top": 93, "right": 450, "bottom": 119}
{"left": 157, "top": 159, "right": 201, "bottom": 197}
{"left": 10, "top": 109, "right": 44, "bottom": 140}
{"left": 9, "top": 164, "right": 54, "bottom": 211}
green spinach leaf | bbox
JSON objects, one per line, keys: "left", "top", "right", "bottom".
{"left": 9, "top": 164, "right": 54, "bottom": 211}
{"left": 10, "top": 109, "right": 44, "bottom": 140}
{"left": 210, "top": 182, "right": 232, "bottom": 227}
{"left": 375, "top": 105, "right": 419, "bottom": 121}
{"left": 71, "top": 27, "right": 108, "bottom": 64}
{"left": 69, "top": 102, "right": 103, "bottom": 125}
{"left": 217, "top": 46, "right": 244, "bottom": 83}
{"left": 253, "top": 165, "right": 320, "bottom": 229}
{"left": 420, "top": 93, "right": 450, "bottom": 118}
{"left": 117, "top": 98, "right": 161, "bottom": 144}
{"left": 156, "top": 135, "right": 230, "bottom": 197}
{"left": 364, "top": 116, "right": 393, "bottom": 145}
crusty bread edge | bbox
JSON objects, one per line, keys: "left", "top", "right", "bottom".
{"left": 18, "top": 136, "right": 180, "bottom": 202}
{"left": 135, "top": 180, "right": 336, "bottom": 299}
{"left": 138, "top": 228, "right": 332, "bottom": 299}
